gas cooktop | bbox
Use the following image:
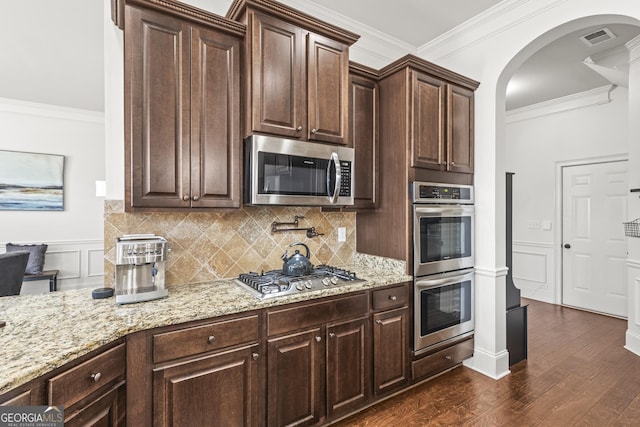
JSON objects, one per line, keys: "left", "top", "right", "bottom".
{"left": 235, "top": 265, "right": 363, "bottom": 299}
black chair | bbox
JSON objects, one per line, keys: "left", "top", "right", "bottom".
{"left": 0, "top": 252, "right": 30, "bottom": 296}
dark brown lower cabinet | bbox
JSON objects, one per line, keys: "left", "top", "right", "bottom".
{"left": 153, "top": 344, "right": 260, "bottom": 426}
{"left": 267, "top": 328, "right": 324, "bottom": 427}
{"left": 373, "top": 307, "right": 409, "bottom": 395}
{"left": 64, "top": 382, "right": 126, "bottom": 427}
{"left": 326, "top": 317, "right": 371, "bottom": 419}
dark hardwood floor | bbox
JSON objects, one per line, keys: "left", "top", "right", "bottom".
{"left": 334, "top": 298, "right": 640, "bottom": 426}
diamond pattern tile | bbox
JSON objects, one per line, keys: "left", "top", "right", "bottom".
{"left": 104, "top": 202, "right": 356, "bottom": 286}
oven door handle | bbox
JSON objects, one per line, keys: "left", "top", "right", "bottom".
{"left": 415, "top": 270, "right": 474, "bottom": 289}
{"left": 326, "top": 152, "right": 341, "bottom": 204}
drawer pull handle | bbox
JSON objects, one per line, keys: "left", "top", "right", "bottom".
{"left": 315, "top": 336, "right": 322, "bottom": 342}
{"left": 329, "top": 332, "right": 336, "bottom": 338}
{"left": 389, "top": 295, "right": 397, "bottom": 301}
{"left": 311, "top": 128, "right": 317, "bottom": 134}
{"left": 208, "top": 335, "right": 215, "bottom": 344}
{"left": 90, "top": 372, "right": 102, "bottom": 382}
{"left": 376, "top": 320, "right": 383, "bottom": 325}
{"left": 444, "top": 355, "right": 452, "bottom": 361}
{"left": 252, "top": 353, "right": 259, "bottom": 361}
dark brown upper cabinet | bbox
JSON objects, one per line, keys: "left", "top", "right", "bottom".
{"left": 228, "top": 0, "right": 359, "bottom": 145}
{"left": 349, "top": 63, "right": 379, "bottom": 209}
{"left": 123, "top": 3, "right": 244, "bottom": 210}
{"left": 411, "top": 72, "right": 475, "bottom": 174}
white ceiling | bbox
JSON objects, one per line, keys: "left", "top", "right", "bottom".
{"left": 2, "top": 0, "right": 638, "bottom": 112}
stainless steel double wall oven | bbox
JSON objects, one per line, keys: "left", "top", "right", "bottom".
{"left": 412, "top": 182, "right": 475, "bottom": 355}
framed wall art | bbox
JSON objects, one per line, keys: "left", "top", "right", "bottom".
{"left": 0, "top": 150, "right": 64, "bottom": 211}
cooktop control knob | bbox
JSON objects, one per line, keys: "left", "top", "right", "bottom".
{"left": 322, "top": 278, "right": 331, "bottom": 286}
{"left": 304, "top": 280, "right": 313, "bottom": 289}
{"left": 330, "top": 277, "right": 339, "bottom": 285}
{"left": 296, "top": 283, "right": 304, "bottom": 291}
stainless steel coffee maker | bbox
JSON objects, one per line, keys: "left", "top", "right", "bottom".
{"left": 115, "top": 234, "right": 168, "bottom": 304}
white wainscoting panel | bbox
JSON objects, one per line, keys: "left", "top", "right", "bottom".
{"left": 512, "top": 241, "right": 556, "bottom": 303}
{"left": 1, "top": 240, "right": 104, "bottom": 294}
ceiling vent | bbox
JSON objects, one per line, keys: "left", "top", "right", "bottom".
{"left": 579, "top": 27, "right": 616, "bottom": 47}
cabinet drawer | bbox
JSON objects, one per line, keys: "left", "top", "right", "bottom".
{"left": 412, "top": 338, "right": 473, "bottom": 381}
{"left": 48, "top": 343, "right": 125, "bottom": 410}
{"left": 372, "top": 284, "right": 409, "bottom": 311}
{"left": 153, "top": 314, "right": 259, "bottom": 364}
{"left": 268, "top": 293, "right": 368, "bottom": 336}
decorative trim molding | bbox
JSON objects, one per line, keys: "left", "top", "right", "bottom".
{"left": 506, "top": 85, "right": 615, "bottom": 123}
{"left": 625, "top": 329, "right": 640, "bottom": 356}
{"left": 0, "top": 98, "right": 104, "bottom": 124}
{"left": 378, "top": 54, "right": 480, "bottom": 90}
{"left": 627, "top": 259, "right": 640, "bottom": 269}
{"left": 474, "top": 266, "right": 509, "bottom": 278}
{"left": 115, "top": 0, "right": 246, "bottom": 36}
{"left": 626, "top": 34, "right": 640, "bottom": 64}
{"left": 463, "top": 348, "right": 511, "bottom": 380}
{"left": 227, "top": 0, "right": 359, "bottom": 45}
{"left": 513, "top": 240, "right": 554, "bottom": 249}
{"left": 418, "top": 0, "right": 569, "bottom": 62}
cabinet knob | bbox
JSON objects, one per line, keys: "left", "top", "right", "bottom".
{"left": 315, "top": 336, "right": 322, "bottom": 342}
{"left": 376, "top": 319, "right": 383, "bottom": 325}
{"left": 183, "top": 195, "right": 190, "bottom": 201}
{"left": 451, "top": 162, "right": 456, "bottom": 166}
{"left": 389, "top": 295, "right": 397, "bottom": 301}
{"left": 311, "top": 128, "right": 317, "bottom": 134}
{"left": 329, "top": 332, "right": 336, "bottom": 338}
{"left": 192, "top": 195, "right": 200, "bottom": 201}
{"left": 444, "top": 355, "right": 452, "bottom": 361}
{"left": 252, "top": 352, "right": 259, "bottom": 361}
{"left": 208, "top": 335, "right": 215, "bottom": 344}
{"left": 90, "top": 372, "right": 102, "bottom": 382}
{"left": 296, "top": 126, "right": 303, "bottom": 131}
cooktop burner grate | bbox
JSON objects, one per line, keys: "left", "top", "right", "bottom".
{"left": 236, "top": 265, "right": 363, "bottom": 298}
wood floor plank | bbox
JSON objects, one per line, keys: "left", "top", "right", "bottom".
{"left": 333, "top": 299, "right": 640, "bottom": 427}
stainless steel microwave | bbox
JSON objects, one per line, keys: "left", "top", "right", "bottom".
{"left": 243, "top": 135, "right": 355, "bottom": 206}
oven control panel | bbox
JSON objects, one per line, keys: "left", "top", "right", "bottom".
{"left": 412, "top": 182, "right": 473, "bottom": 204}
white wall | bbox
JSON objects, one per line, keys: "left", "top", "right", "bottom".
{"left": 418, "top": 0, "right": 640, "bottom": 378}
{"left": 506, "top": 85, "right": 629, "bottom": 303}
{"left": 0, "top": 98, "right": 105, "bottom": 292}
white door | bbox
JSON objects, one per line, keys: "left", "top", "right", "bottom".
{"left": 562, "top": 161, "right": 627, "bottom": 317}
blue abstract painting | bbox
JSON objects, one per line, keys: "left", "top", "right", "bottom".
{"left": 0, "top": 150, "right": 64, "bottom": 211}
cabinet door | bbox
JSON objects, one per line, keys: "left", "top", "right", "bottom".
{"left": 65, "top": 383, "right": 126, "bottom": 427}
{"left": 126, "top": 6, "right": 191, "bottom": 208}
{"left": 349, "top": 73, "right": 378, "bottom": 209}
{"left": 326, "top": 317, "right": 370, "bottom": 419}
{"left": 410, "top": 72, "right": 446, "bottom": 171}
{"left": 307, "top": 33, "right": 349, "bottom": 145}
{"left": 267, "top": 329, "right": 324, "bottom": 427}
{"left": 373, "top": 307, "right": 409, "bottom": 395}
{"left": 447, "top": 84, "right": 474, "bottom": 174}
{"left": 250, "top": 13, "right": 306, "bottom": 138}
{"left": 190, "top": 25, "right": 241, "bottom": 208}
{"left": 153, "top": 345, "right": 260, "bottom": 427}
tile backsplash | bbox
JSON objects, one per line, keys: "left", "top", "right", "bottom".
{"left": 104, "top": 201, "right": 356, "bottom": 286}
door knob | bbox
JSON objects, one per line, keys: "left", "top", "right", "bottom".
{"left": 564, "top": 244, "right": 571, "bottom": 249}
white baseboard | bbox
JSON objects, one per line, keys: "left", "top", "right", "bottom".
{"left": 463, "top": 347, "right": 511, "bottom": 380}
{"left": 625, "top": 329, "right": 640, "bottom": 356}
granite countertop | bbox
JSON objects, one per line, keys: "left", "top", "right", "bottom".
{"left": 0, "top": 260, "right": 411, "bottom": 395}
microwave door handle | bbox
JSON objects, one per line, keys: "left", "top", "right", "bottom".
{"left": 326, "top": 152, "right": 341, "bottom": 204}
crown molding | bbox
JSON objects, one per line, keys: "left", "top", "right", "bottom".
{"left": 418, "top": 0, "right": 569, "bottom": 62}
{"left": 0, "top": 98, "right": 105, "bottom": 124}
{"left": 265, "top": 0, "right": 415, "bottom": 68}
{"left": 505, "top": 84, "right": 614, "bottom": 123}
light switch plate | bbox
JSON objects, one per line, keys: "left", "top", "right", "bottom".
{"left": 338, "top": 227, "right": 346, "bottom": 242}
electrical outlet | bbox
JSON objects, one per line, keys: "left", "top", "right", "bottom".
{"left": 527, "top": 221, "right": 541, "bottom": 229}
{"left": 338, "top": 227, "right": 346, "bottom": 242}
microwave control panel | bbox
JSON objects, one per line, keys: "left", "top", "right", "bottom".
{"left": 339, "top": 161, "right": 352, "bottom": 196}
{"left": 413, "top": 182, "right": 473, "bottom": 204}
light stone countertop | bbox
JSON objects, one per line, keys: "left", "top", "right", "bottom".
{"left": 0, "top": 263, "right": 411, "bottom": 395}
